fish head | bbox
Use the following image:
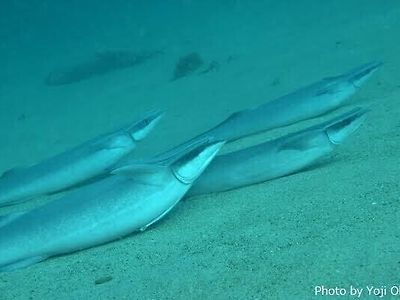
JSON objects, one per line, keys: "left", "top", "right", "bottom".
{"left": 325, "top": 107, "right": 368, "bottom": 145}
{"left": 314, "top": 61, "right": 382, "bottom": 106}
{"left": 171, "top": 140, "right": 225, "bottom": 185}
{"left": 129, "top": 110, "right": 164, "bottom": 141}
{"left": 107, "top": 134, "right": 138, "bottom": 151}
{"left": 345, "top": 61, "right": 383, "bottom": 88}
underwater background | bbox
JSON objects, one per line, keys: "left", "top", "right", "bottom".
{"left": 0, "top": 0, "right": 399, "bottom": 299}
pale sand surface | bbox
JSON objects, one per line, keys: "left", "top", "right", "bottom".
{"left": 0, "top": 1, "right": 399, "bottom": 299}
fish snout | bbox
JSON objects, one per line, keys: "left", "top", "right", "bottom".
{"left": 130, "top": 110, "right": 164, "bottom": 141}
{"left": 348, "top": 61, "right": 383, "bottom": 88}
{"left": 172, "top": 140, "right": 225, "bottom": 184}
{"left": 325, "top": 107, "right": 368, "bottom": 145}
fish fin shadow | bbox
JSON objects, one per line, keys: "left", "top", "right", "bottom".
{"left": 0, "top": 256, "right": 47, "bottom": 272}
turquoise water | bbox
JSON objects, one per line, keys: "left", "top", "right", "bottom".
{"left": 0, "top": 1, "right": 399, "bottom": 299}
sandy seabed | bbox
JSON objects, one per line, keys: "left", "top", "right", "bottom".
{"left": 0, "top": 1, "right": 399, "bottom": 299}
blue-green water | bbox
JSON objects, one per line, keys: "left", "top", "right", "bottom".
{"left": 0, "top": 1, "right": 399, "bottom": 299}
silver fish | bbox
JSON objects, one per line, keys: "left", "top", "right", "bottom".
{"left": 188, "top": 108, "right": 367, "bottom": 196}
{"left": 0, "top": 138, "right": 224, "bottom": 271}
{"left": 0, "top": 111, "right": 163, "bottom": 207}
{"left": 148, "top": 62, "right": 380, "bottom": 163}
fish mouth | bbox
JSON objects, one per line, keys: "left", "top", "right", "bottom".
{"left": 325, "top": 107, "right": 368, "bottom": 145}
{"left": 172, "top": 140, "right": 225, "bottom": 184}
{"left": 131, "top": 110, "right": 165, "bottom": 141}
{"left": 349, "top": 61, "right": 383, "bottom": 88}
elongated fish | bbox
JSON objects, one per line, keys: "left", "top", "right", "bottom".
{"left": 0, "top": 138, "right": 224, "bottom": 271}
{"left": 45, "top": 50, "right": 162, "bottom": 86}
{"left": 188, "top": 108, "right": 367, "bottom": 196}
{"left": 148, "top": 62, "right": 380, "bottom": 162}
{"left": 0, "top": 111, "right": 163, "bottom": 207}
{"left": 203, "top": 62, "right": 379, "bottom": 141}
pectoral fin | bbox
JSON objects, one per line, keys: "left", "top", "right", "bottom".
{"left": 111, "top": 163, "right": 166, "bottom": 178}
{"left": 139, "top": 200, "right": 180, "bottom": 232}
{"left": 278, "top": 136, "right": 319, "bottom": 153}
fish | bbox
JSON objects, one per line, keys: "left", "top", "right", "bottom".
{"left": 45, "top": 50, "right": 162, "bottom": 86}
{"left": 187, "top": 107, "right": 367, "bottom": 196}
{"left": 147, "top": 61, "right": 380, "bottom": 162}
{"left": 0, "top": 111, "right": 163, "bottom": 207}
{"left": 0, "top": 138, "right": 224, "bottom": 271}
{"left": 203, "top": 61, "right": 380, "bottom": 142}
